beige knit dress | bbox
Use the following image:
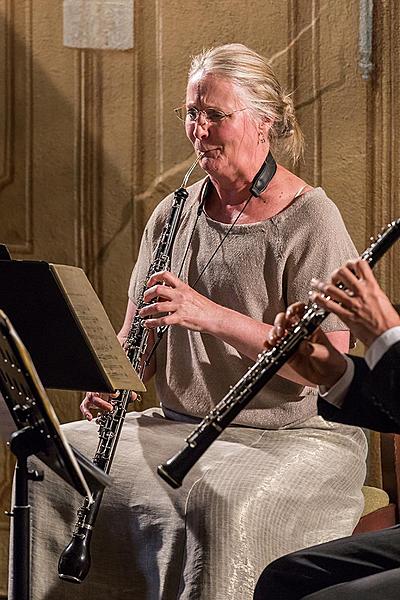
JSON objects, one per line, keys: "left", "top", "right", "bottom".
{"left": 12, "top": 180, "right": 367, "bottom": 600}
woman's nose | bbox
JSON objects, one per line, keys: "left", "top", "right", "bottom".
{"left": 192, "top": 116, "right": 210, "bottom": 139}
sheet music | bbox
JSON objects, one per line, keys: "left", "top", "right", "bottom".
{"left": 51, "top": 264, "right": 145, "bottom": 392}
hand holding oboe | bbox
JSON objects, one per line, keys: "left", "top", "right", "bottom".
{"left": 266, "top": 258, "right": 400, "bottom": 390}
{"left": 310, "top": 259, "right": 400, "bottom": 348}
{"left": 58, "top": 155, "right": 203, "bottom": 584}
{"left": 266, "top": 304, "right": 348, "bottom": 389}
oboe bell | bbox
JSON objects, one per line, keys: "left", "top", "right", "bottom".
{"left": 157, "top": 461, "right": 182, "bottom": 489}
{"left": 157, "top": 415, "right": 222, "bottom": 489}
{"left": 157, "top": 442, "right": 204, "bottom": 489}
{"left": 58, "top": 530, "right": 92, "bottom": 583}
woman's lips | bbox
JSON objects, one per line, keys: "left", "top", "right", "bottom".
{"left": 198, "top": 147, "right": 220, "bottom": 157}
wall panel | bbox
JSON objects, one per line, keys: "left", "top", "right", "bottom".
{"left": 368, "top": 0, "right": 400, "bottom": 301}
{"left": 0, "top": 0, "right": 32, "bottom": 252}
{"left": 292, "top": 0, "right": 368, "bottom": 250}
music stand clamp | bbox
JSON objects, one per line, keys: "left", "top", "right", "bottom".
{"left": 0, "top": 310, "right": 111, "bottom": 600}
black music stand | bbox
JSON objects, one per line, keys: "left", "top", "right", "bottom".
{"left": 0, "top": 310, "right": 112, "bottom": 600}
{"left": 0, "top": 253, "right": 145, "bottom": 393}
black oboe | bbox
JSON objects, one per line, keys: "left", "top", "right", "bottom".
{"left": 58, "top": 155, "right": 202, "bottom": 583}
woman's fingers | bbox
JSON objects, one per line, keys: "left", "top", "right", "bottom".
{"left": 80, "top": 391, "right": 116, "bottom": 421}
{"left": 266, "top": 303, "right": 306, "bottom": 347}
{"left": 143, "top": 284, "right": 175, "bottom": 304}
{"left": 140, "top": 271, "right": 183, "bottom": 322}
{"left": 145, "top": 270, "right": 179, "bottom": 290}
{"left": 286, "top": 302, "right": 307, "bottom": 322}
{"left": 266, "top": 312, "right": 286, "bottom": 345}
{"left": 139, "top": 300, "right": 174, "bottom": 319}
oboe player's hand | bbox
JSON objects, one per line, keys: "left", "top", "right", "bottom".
{"left": 140, "top": 270, "right": 218, "bottom": 333}
{"left": 80, "top": 392, "right": 116, "bottom": 421}
{"left": 80, "top": 309, "right": 141, "bottom": 421}
{"left": 266, "top": 303, "right": 347, "bottom": 389}
{"left": 140, "top": 270, "right": 349, "bottom": 384}
{"left": 80, "top": 390, "right": 137, "bottom": 421}
{"left": 310, "top": 259, "right": 400, "bottom": 348}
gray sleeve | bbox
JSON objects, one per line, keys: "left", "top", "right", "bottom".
{"left": 128, "top": 224, "right": 152, "bottom": 306}
{"left": 282, "top": 194, "right": 358, "bottom": 333}
{"left": 127, "top": 194, "right": 174, "bottom": 305}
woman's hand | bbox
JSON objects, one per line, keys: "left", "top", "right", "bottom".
{"left": 310, "top": 259, "right": 400, "bottom": 348}
{"left": 139, "top": 270, "right": 220, "bottom": 332}
{"left": 80, "top": 390, "right": 137, "bottom": 421}
{"left": 266, "top": 303, "right": 347, "bottom": 388}
{"left": 80, "top": 392, "right": 116, "bottom": 421}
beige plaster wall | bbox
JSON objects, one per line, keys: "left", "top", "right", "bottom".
{"left": 0, "top": 0, "right": 399, "bottom": 595}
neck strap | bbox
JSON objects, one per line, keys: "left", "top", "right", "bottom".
{"left": 249, "top": 151, "right": 277, "bottom": 197}
{"left": 198, "top": 151, "right": 277, "bottom": 212}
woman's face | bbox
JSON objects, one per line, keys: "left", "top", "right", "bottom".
{"left": 185, "top": 74, "right": 267, "bottom": 184}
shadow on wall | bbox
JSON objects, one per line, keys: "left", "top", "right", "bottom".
{"left": 0, "top": 10, "right": 138, "bottom": 304}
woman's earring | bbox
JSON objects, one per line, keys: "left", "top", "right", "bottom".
{"left": 258, "top": 131, "right": 266, "bottom": 144}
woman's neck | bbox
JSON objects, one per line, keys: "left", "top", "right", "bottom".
{"left": 209, "top": 178, "right": 251, "bottom": 206}
{"left": 204, "top": 165, "right": 312, "bottom": 225}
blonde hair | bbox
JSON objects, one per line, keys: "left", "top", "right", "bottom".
{"left": 189, "top": 43, "right": 304, "bottom": 162}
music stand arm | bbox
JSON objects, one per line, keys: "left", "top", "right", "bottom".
{"left": 12, "top": 456, "right": 30, "bottom": 600}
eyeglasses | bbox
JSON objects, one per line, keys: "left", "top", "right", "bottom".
{"left": 174, "top": 106, "right": 247, "bottom": 124}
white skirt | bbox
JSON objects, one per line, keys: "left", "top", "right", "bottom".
{"left": 10, "top": 409, "right": 367, "bottom": 600}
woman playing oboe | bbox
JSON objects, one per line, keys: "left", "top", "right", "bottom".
{"left": 24, "top": 44, "right": 366, "bottom": 600}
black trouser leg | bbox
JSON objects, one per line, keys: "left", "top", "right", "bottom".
{"left": 302, "top": 568, "right": 400, "bottom": 600}
{"left": 254, "top": 525, "right": 400, "bottom": 600}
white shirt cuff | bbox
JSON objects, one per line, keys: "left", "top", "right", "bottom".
{"left": 318, "top": 354, "right": 355, "bottom": 408}
{"left": 365, "top": 326, "right": 400, "bottom": 370}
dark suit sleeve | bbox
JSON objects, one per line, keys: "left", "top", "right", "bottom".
{"left": 318, "top": 341, "right": 400, "bottom": 433}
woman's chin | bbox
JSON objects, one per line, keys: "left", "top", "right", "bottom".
{"left": 200, "top": 155, "right": 222, "bottom": 175}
